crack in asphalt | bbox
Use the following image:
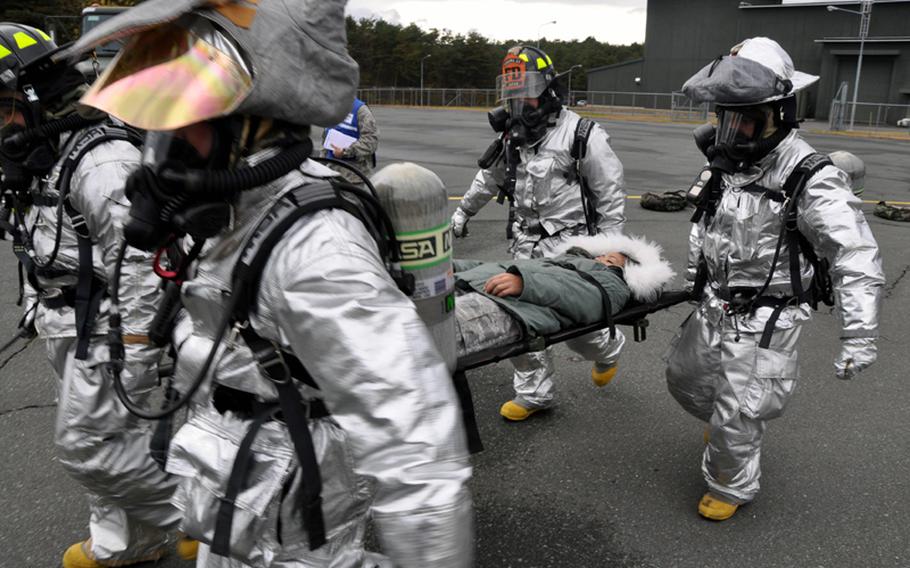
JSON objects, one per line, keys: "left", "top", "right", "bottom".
{"left": 885, "top": 263, "right": 910, "bottom": 298}
{"left": 0, "top": 403, "right": 56, "bottom": 418}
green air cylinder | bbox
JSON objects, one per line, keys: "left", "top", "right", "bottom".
{"left": 372, "top": 163, "right": 456, "bottom": 372}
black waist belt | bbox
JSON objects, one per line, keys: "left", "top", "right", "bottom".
{"left": 39, "top": 286, "right": 77, "bottom": 309}
{"left": 211, "top": 373, "right": 329, "bottom": 557}
{"left": 714, "top": 286, "right": 811, "bottom": 349}
{"left": 212, "top": 384, "right": 331, "bottom": 421}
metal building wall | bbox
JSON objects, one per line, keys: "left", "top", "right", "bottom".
{"left": 587, "top": 0, "right": 910, "bottom": 119}
{"left": 587, "top": 59, "right": 645, "bottom": 92}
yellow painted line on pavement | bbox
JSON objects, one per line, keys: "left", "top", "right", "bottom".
{"left": 448, "top": 195, "right": 909, "bottom": 205}
{"left": 448, "top": 195, "right": 643, "bottom": 201}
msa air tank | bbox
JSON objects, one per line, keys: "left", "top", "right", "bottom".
{"left": 372, "top": 163, "right": 456, "bottom": 372}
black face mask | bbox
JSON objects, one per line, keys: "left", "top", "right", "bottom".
{"left": 0, "top": 122, "right": 56, "bottom": 191}
{"left": 507, "top": 99, "right": 553, "bottom": 145}
{"left": 692, "top": 123, "right": 738, "bottom": 175}
{"left": 122, "top": 128, "right": 314, "bottom": 252}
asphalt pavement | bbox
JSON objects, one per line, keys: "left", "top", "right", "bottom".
{"left": 1, "top": 107, "right": 908, "bottom": 567}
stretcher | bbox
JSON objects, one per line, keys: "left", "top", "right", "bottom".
{"left": 451, "top": 289, "right": 693, "bottom": 453}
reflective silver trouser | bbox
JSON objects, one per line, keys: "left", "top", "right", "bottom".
{"left": 168, "top": 402, "right": 388, "bottom": 568}
{"left": 664, "top": 306, "right": 801, "bottom": 504}
{"left": 48, "top": 336, "right": 181, "bottom": 561}
{"left": 508, "top": 229, "right": 625, "bottom": 408}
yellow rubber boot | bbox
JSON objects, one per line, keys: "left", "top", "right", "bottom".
{"left": 499, "top": 400, "right": 541, "bottom": 421}
{"left": 62, "top": 539, "right": 166, "bottom": 568}
{"left": 176, "top": 536, "right": 199, "bottom": 560}
{"left": 591, "top": 363, "right": 618, "bottom": 387}
{"left": 703, "top": 427, "right": 710, "bottom": 445}
{"left": 698, "top": 493, "right": 739, "bottom": 521}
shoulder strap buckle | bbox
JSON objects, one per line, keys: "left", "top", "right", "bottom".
{"left": 251, "top": 339, "right": 292, "bottom": 385}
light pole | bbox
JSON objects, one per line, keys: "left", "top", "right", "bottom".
{"left": 537, "top": 20, "right": 556, "bottom": 49}
{"left": 420, "top": 53, "right": 431, "bottom": 107}
{"left": 827, "top": 1, "right": 873, "bottom": 130}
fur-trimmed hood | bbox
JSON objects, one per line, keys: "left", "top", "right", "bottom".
{"left": 556, "top": 233, "right": 676, "bottom": 302}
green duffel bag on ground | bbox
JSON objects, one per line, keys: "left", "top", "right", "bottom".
{"left": 640, "top": 190, "right": 688, "bottom": 212}
{"left": 873, "top": 201, "right": 910, "bottom": 222}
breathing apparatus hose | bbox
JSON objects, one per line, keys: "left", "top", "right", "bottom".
{"left": 17, "top": 172, "right": 69, "bottom": 272}
{"left": 107, "top": 147, "right": 406, "bottom": 419}
{"left": 107, "top": 240, "right": 240, "bottom": 420}
{"left": 311, "top": 156, "right": 379, "bottom": 198}
{"left": 163, "top": 140, "right": 314, "bottom": 196}
{"left": 1, "top": 114, "right": 104, "bottom": 156}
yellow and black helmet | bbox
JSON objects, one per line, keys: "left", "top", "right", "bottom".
{"left": 0, "top": 23, "right": 57, "bottom": 93}
{"left": 497, "top": 45, "right": 559, "bottom": 102}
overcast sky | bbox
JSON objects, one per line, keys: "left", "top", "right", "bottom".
{"left": 344, "top": 1, "right": 863, "bottom": 45}
{"left": 346, "top": 0, "right": 649, "bottom": 45}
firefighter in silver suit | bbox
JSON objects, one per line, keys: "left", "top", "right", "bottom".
{"left": 452, "top": 45, "right": 627, "bottom": 421}
{"left": 667, "top": 37, "right": 884, "bottom": 521}
{"left": 0, "top": 22, "right": 192, "bottom": 567}
{"left": 71, "top": 1, "right": 473, "bottom": 566}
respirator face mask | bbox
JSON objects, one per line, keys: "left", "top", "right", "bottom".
{"left": 0, "top": 92, "right": 56, "bottom": 190}
{"left": 123, "top": 126, "right": 233, "bottom": 252}
{"left": 712, "top": 105, "right": 769, "bottom": 172}
{"left": 495, "top": 65, "right": 553, "bottom": 143}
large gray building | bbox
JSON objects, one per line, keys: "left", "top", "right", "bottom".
{"left": 587, "top": 0, "right": 910, "bottom": 120}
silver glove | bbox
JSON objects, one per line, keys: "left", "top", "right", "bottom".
{"left": 834, "top": 337, "right": 877, "bottom": 380}
{"left": 451, "top": 207, "right": 470, "bottom": 238}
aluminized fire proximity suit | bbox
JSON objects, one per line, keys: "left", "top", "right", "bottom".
{"left": 167, "top": 159, "right": 473, "bottom": 568}
{"left": 665, "top": 130, "right": 884, "bottom": 504}
{"left": 25, "top": 130, "right": 181, "bottom": 561}
{"left": 454, "top": 108, "right": 626, "bottom": 408}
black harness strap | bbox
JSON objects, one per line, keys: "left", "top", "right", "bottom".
{"left": 67, "top": 200, "right": 104, "bottom": 359}
{"left": 211, "top": 403, "right": 278, "bottom": 556}
{"left": 238, "top": 324, "right": 327, "bottom": 551}
{"left": 714, "top": 153, "right": 833, "bottom": 350}
{"left": 219, "top": 182, "right": 353, "bottom": 554}
{"left": 570, "top": 118, "right": 598, "bottom": 236}
{"left": 11, "top": 124, "right": 143, "bottom": 359}
{"left": 781, "top": 153, "right": 834, "bottom": 310}
{"left": 57, "top": 125, "right": 144, "bottom": 359}
{"left": 212, "top": 181, "right": 387, "bottom": 557}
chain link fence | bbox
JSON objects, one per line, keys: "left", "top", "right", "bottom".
{"left": 830, "top": 97, "right": 910, "bottom": 132}
{"left": 358, "top": 87, "right": 714, "bottom": 122}
{"left": 359, "top": 87, "right": 910, "bottom": 133}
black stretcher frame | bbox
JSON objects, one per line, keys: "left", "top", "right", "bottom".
{"left": 451, "top": 289, "right": 694, "bottom": 455}
{"left": 455, "top": 289, "right": 693, "bottom": 372}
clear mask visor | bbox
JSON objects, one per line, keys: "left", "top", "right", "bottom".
{"left": 0, "top": 95, "right": 22, "bottom": 128}
{"left": 507, "top": 98, "right": 540, "bottom": 119}
{"left": 716, "top": 108, "right": 763, "bottom": 148}
{"left": 496, "top": 71, "right": 549, "bottom": 102}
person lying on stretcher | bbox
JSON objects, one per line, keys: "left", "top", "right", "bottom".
{"left": 453, "top": 234, "right": 676, "bottom": 365}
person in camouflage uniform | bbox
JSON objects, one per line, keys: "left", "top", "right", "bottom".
{"left": 322, "top": 97, "right": 379, "bottom": 184}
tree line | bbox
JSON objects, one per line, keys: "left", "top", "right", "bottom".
{"left": 1, "top": 2, "right": 644, "bottom": 90}
{"left": 347, "top": 17, "right": 643, "bottom": 91}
